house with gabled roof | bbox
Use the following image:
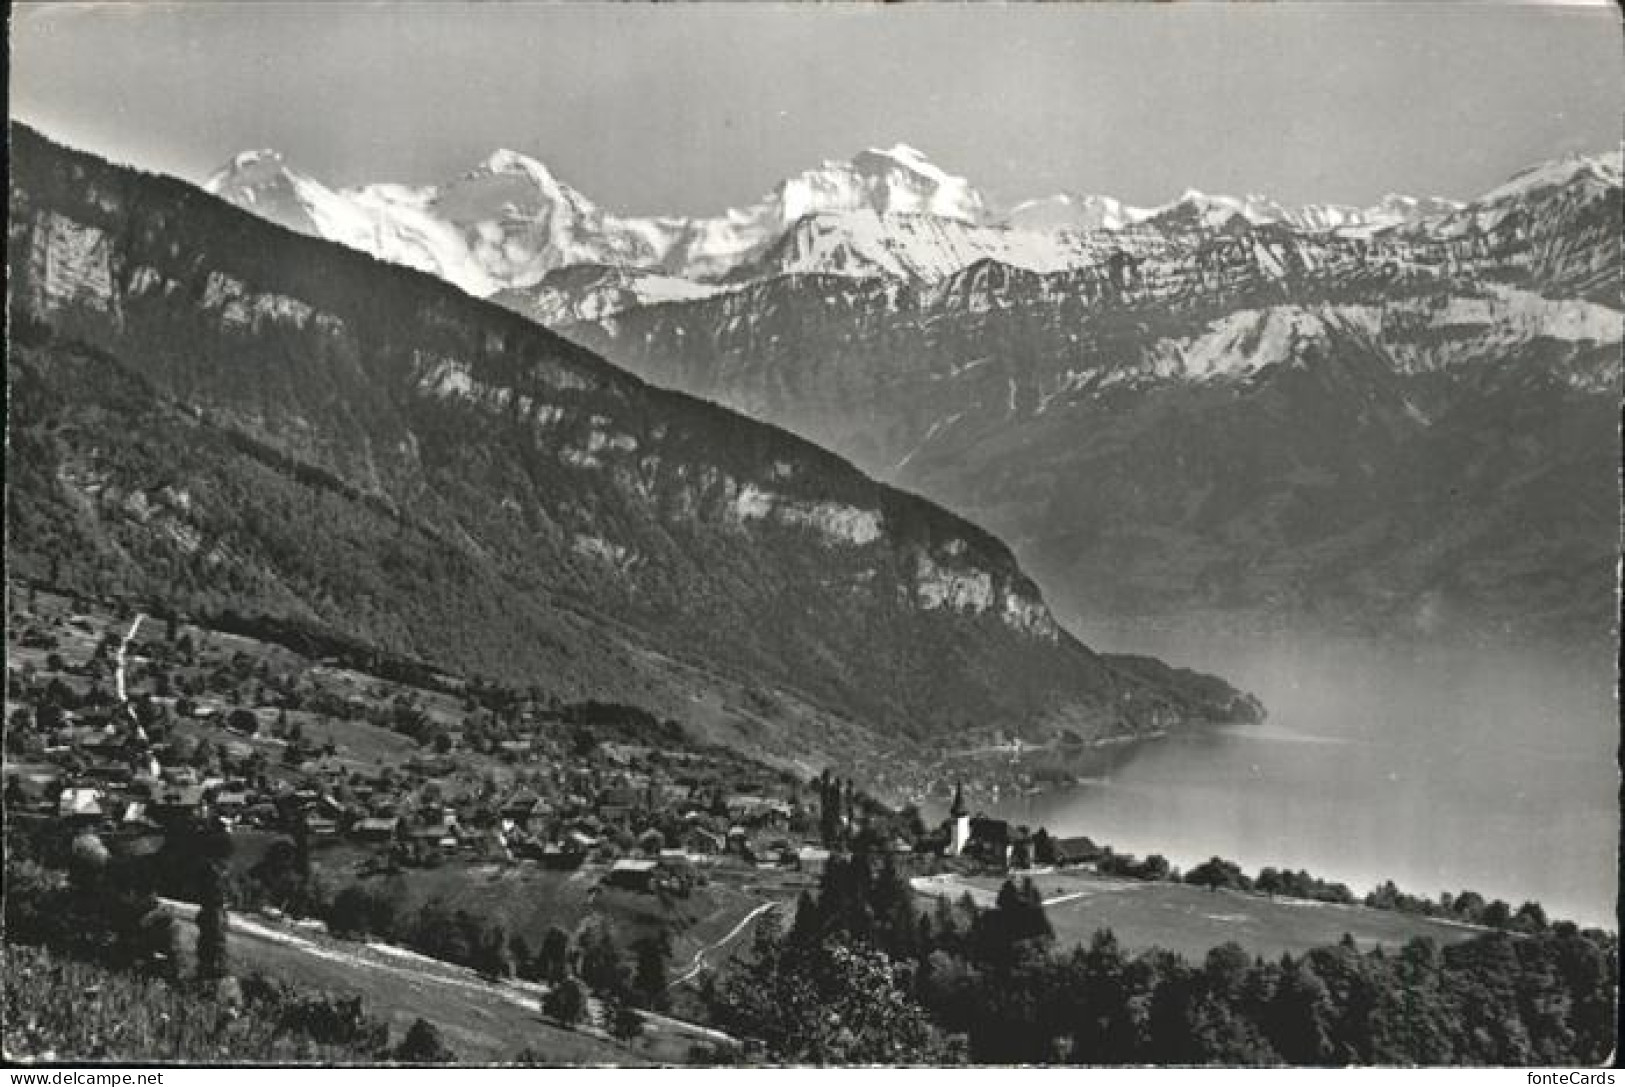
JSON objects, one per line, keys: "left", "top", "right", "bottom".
{"left": 603, "top": 857, "right": 659, "bottom": 892}
{"left": 354, "top": 816, "right": 401, "bottom": 842}
{"left": 58, "top": 787, "right": 105, "bottom": 825}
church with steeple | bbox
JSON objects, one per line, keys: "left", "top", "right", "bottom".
{"left": 947, "top": 781, "right": 971, "bottom": 856}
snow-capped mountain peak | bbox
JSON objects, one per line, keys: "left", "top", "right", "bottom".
{"left": 203, "top": 149, "right": 330, "bottom": 236}
{"left": 458, "top": 148, "right": 587, "bottom": 205}
{"left": 224, "top": 148, "right": 285, "bottom": 173}
{"left": 204, "top": 141, "right": 1621, "bottom": 306}
{"left": 1003, "top": 194, "right": 1157, "bottom": 232}
{"left": 1146, "top": 189, "right": 1256, "bottom": 230}
{"left": 479, "top": 147, "right": 547, "bottom": 175}
{"left": 204, "top": 148, "right": 294, "bottom": 192}
{"left": 431, "top": 147, "right": 601, "bottom": 226}
{"left": 856, "top": 142, "right": 952, "bottom": 183}
{"left": 777, "top": 145, "right": 989, "bottom": 225}
{"left": 1475, "top": 151, "right": 1623, "bottom": 205}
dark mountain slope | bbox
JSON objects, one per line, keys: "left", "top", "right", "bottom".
{"left": 6, "top": 124, "right": 1260, "bottom": 775}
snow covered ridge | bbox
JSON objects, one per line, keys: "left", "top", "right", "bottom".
{"left": 203, "top": 142, "right": 994, "bottom": 296}
{"left": 205, "top": 142, "right": 1617, "bottom": 300}
{"left": 1473, "top": 150, "right": 1623, "bottom": 206}
{"left": 1102, "top": 291, "right": 1623, "bottom": 389}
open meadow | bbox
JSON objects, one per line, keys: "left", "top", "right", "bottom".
{"left": 914, "top": 869, "right": 1486, "bottom": 960}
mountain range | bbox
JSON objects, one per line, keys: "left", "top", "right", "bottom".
{"left": 207, "top": 140, "right": 1624, "bottom": 641}
{"left": 202, "top": 140, "right": 1496, "bottom": 302}
{"left": 7, "top": 123, "right": 1263, "bottom": 786}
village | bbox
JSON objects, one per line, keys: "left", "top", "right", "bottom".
{"left": 4, "top": 586, "right": 1110, "bottom": 921}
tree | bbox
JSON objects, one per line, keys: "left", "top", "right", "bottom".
{"left": 1261, "top": 956, "right": 1334, "bottom": 1063}
{"left": 605, "top": 991, "right": 644, "bottom": 1042}
{"left": 632, "top": 933, "right": 672, "bottom": 1011}
{"left": 971, "top": 878, "right": 1053, "bottom": 975}
{"left": 535, "top": 925, "right": 571, "bottom": 983}
{"left": 579, "top": 924, "right": 629, "bottom": 997}
{"left": 1070, "top": 928, "right": 1154, "bottom": 1062}
{"left": 544, "top": 977, "right": 587, "bottom": 1027}
{"left": 226, "top": 708, "right": 260, "bottom": 735}
{"left": 328, "top": 885, "right": 397, "bottom": 940}
{"left": 1202, "top": 942, "right": 1254, "bottom": 1003}
{"left": 1145, "top": 950, "right": 1202, "bottom": 1063}
{"left": 477, "top": 922, "right": 514, "bottom": 978}
{"left": 1513, "top": 901, "right": 1549, "bottom": 933}
{"left": 247, "top": 839, "right": 309, "bottom": 914}
{"left": 1450, "top": 890, "right": 1487, "bottom": 923}
{"left": 709, "top": 921, "right": 948, "bottom": 1064}
{"left": 818, "top": 771, "right": 842, "bottom": 847}
{"left": 1186, "top": 856, "right": 1251, "bottom": 892}
{"left": 195, "top": 861, "right": 230, "bottom": 982}
{"left": 393, "top": 1018, "right": 455, "bottom": 1063}
{"left": 869, "top": 856, "right": 921, "bottom": 961}
{"left": 510, "top": 933, "right": 534, "bottom": 980}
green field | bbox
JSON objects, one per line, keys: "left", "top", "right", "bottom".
{"left": 915, "top": 869, "right": 1485, "bottom": 961}
{"left": 165, "top": 899, "right": 725, "bottom": 1064}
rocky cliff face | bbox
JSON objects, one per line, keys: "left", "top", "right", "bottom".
{"left": 7, "top": 125, "right": 1260, "bottom": 776}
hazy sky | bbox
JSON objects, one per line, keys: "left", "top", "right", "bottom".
{"left": 11, "top": 2, "right": 1623, "bottom": 214}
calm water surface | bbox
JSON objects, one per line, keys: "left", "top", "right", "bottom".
{"left": 989, "top": 630, "right": 1618, "bottom": 927}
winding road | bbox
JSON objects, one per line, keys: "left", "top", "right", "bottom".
{"left": 667, "top": 901, "right": 779, "bottom": 988}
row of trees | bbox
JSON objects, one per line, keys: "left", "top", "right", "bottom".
{"left": 1078, "top": 843, "right": 1553, "bottom": 931}
{"left": 322, "top": 883, "right": 666, "bottom": 992}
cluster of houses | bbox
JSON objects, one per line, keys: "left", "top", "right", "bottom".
{"left": 6, "top": 676, "right": 844, "bottom": 892}
{"left": 7, "top": 607, "right": 1108, "bottom": 900}
{"left": 10, "top": 697, "right": 1106, "bottom": 893}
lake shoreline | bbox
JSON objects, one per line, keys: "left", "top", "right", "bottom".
{"left": 940, "top": 631, "right": 1617, "bottom": 930}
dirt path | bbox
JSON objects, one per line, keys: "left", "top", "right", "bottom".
{"left": 115, "top": 614, "right": 143, "bottom": 705}
{"left": 668, "top": 901, "right": 779, "bottom": 988}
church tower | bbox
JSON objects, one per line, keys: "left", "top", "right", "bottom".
{"left": 948, "top": 781, "right": 971, "bottom": 856}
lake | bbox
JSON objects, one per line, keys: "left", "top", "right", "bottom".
{"left": 987, "top": 628, "right": 1619, "bottom": 928}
